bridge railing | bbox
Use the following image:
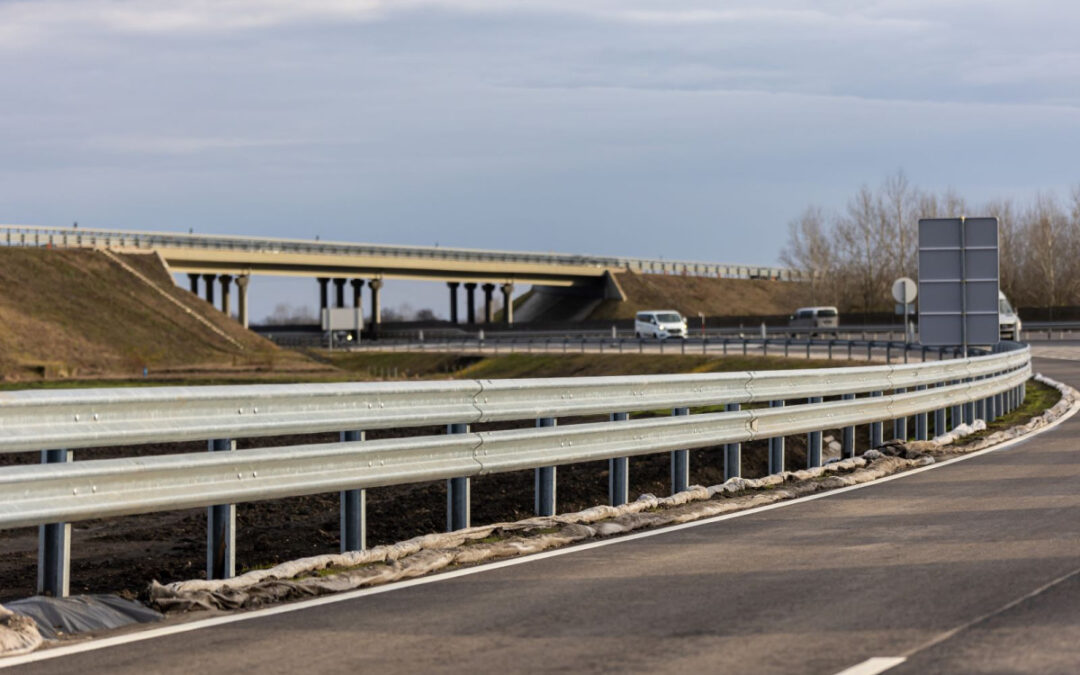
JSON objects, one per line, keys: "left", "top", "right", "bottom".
{"left": 0, "top": 224, "right": 801, "bottom": 280}
{"left": 0, "top": 342, "right": 1030, "bottom": 596}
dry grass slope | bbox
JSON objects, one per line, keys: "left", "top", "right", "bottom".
{"left": 587, "top": 272, "right": 809, "bottom": 320}
{"left": 0, "top": 248, "right": 310, "bottom": 380}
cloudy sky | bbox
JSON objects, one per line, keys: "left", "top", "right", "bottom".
{"left": 3, "top": 1, "right": 1079, "bottom": 319}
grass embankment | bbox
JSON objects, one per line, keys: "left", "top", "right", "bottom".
{"left": 0, "top": 248, "right": 317, "bottom": 382}
{"left": 321, "top": 352, "right": 865, "bottom": 380}
{"left": 586, "top": 272, "right": 808, "bottom": 320}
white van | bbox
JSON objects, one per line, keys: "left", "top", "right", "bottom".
{"left": 999, "top": 291, "right": 1021, "bottom": 340}
{"left": 635, "top": 310, "right": 688, "bottom": 340}
{"left": 787, "top": 306, "right": 839, "bottom": 336}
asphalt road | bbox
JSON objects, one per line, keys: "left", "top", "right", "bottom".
{"left": 7, "top": 357, "right": 1080, "bottom": 674}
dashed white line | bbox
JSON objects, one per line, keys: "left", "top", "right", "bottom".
{"left": 832, "top": 657, "right": 906, "bottom": 675}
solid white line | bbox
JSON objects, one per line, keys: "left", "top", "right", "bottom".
{"left": 832, "top": 657, "right": 906, "bottom": 675}
{"left": 2, "top": 396, "right": 1076, "bottom": 669}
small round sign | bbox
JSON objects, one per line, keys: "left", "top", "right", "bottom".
{"left": 892, "top": 277, "right": 917, "bottom": 304}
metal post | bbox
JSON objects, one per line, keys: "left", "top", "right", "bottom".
{"left": 207, "top": 438, "right": 236, "bottom": 580}
{"left": 842, "top": 393, "right": 855, "bottom": 458}
{"left": 446, "top": 423, "right": 470, "bottom": 531}
{"left": 535, "top": 418, "right": 557, "bottom": 516}
{"left": 976, "top": 380, "right": 987, "bottom": 421}
{"left": 724, "top": 403, "right": 741, "bottom": 479}
{"left": 769, "top": 400, "right": 784, "bottom": 473}
{"left": 609, "top": 413, "right": 630, "bottom": 506}
{"left": 963, "top": 379, "right": 975, "bottom": 425}
{"left": 671, "top": 408, "right": 690, "bottom": 494}
{"left": 870, "top": 391, "right": 883, "bottom": 447}
{"left": 807, "top": 397, "right": 822, "bottom": 468}
{"left": 915, "top": 385, "right": 928, "bottom": 440}
{"left": 38, "top": 449, "right": 72, "bottom": 597}
{"left": 894, "top": 388, "right": 908, "bottom": 441}
{"left": 340, "top": 430, "right": 366, "bottom": 552}
{"left": 950, "top": 381, "right": 963, "bottom": 430}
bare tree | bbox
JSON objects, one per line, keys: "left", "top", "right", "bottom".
{"left": 881, "top": 169, "right": 919, "bottom": 281}
{"left": 780, "top": 205, "right": 836, "bottom": 305}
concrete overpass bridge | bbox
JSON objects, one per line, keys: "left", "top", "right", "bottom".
{"left": 0, "top": 224, "right": 800, "bottom": 331}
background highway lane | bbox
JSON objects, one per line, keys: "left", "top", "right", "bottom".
{"left": 9, "top": 356, "right": 1080, "bottom": 674}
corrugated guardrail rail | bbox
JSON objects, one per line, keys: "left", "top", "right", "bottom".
{"left": 0, "top": 342, "right": 1031, "bottom": 597}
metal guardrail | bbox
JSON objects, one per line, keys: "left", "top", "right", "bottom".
{"left": 0, "top": 341, "right": 1030, "bottom": 597}
{"left": 0, "top": 224, "right": 801, "bottom": 280}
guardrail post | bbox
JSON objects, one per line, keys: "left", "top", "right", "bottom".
{"left": 950, "top": 381, "right": 963, "bottom": 431}
{"left": 934, "top": 394, "right": 947, "bottom": 438}
{"left": 783, "top": 339, "right": 789, "bottom": 358}
{"left": 972, "top": 375, "right": 980, "bottom": 423}
{"left": 805, "top": 340, "right": 812, "bottom": 359}
{"left": 535, "top": 418, "right": 557, "bottom": 516}
{"left": 724, "top": 403, "right": 741, "bottom": 479}
{"left": 807, "top": 397, "right": 822, "bottom": 468}
{"left": 866, "top": 341, "right": 873, "bottom": 361}
{"left": 986, "top": 390, "right": 996, "bottom": 422}
{"left": 975, "top": 378, "right": 987, "bottom": 421}
{"left": 886, "top": 342, "right": 892, "bottom": 363}
{"left": 769, "top": 400, "right": 784, "bottom": 473}
{"left": 609, "top": 412, "right": 630, "bottom": 506}
{"left": 447, "top": 423, "right": 471, "bottom": 531}
{"left": 847, "top": 341, "right": 854, "bottom": 360}
{"left": 842, "top": 393, "right": 855, "bottom": 458}
{"left": 340, "top": 430, "right": 366, "bottom": 552}
{"left": 38, "top": 449, "right": 72, "bottom": 597}
{"left": 893, "top": 389, "right": 908, "bottom": 441}
{"left": 870, "top": 391, "right": 883, "bottom": 447}
{"left": 915, "top": 386, "right": 928, "bottom": 440}
{"left": 671, "top": 408, "right": 690, "bottom": 494}
{"left": 207, "top": 438, "right": 236, "bottom": 580}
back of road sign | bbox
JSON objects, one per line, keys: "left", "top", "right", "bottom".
{"left": 918, "top": 217, "right": 999, "bottom": 347}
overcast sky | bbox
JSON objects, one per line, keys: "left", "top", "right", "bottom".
{"left": 3, "top": 1, "right": 1079, "bottom": 320}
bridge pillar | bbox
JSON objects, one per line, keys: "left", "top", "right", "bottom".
{"left": 482, "top": 283, "right": 495, "bottom": 323}
{"left": 203, "top": 273, "right": 216, "bottom": 305}
{"left": 219, "top": 275, "right": 233, "bottom": 316}
{"left": 340, "top": 430, "right": 366, "bottom": 552}
{"left": 317, "top": 277, "right": 330, "bottom": 316}
{"left": 38, "top": 449, "right": 72, "bottom": 597}
{"left": 464, "top": 283, "right": 477, "bottom": 324}
{"left": 724, "top": 403, "right": 741, "bottom": 478}
{"left": 188, "top": 273, "right": 199, "bottom": 295}
{"left": 350, "top": 279, "right": 363, "bottom": 309}
{"left": 534, "top": 418, "right": 557, "bottom": 516}
{"left": 501, "top": 282, "right": 514, "bottom": 325}
{"left": 447, "top": 282, "right": 460, "bottom": 323}
{"left": 368, "top": 279, "right": 383, "bottom": 338}
{"left": 235, "top": 275, "right": 250, "bottom": 328}
{"left": 807, "top": 397, "right": 822, "bottom": 468}
{"left": 671, "top": 407, "right": 690, "bottom": 494}
{"left": 333, "top": 278, "right": 346, "bottom": 308}
{"left": 207, "top": 438, "right": 236, "bottom": 580}
{"left": 446, "top": 423, "right": 470, "bottom": 531}
{"left": 768, "top": 400, "right": 785, "bottom": 473}
{"left": 608, "top": 412, "right": 629, "bottom": 506}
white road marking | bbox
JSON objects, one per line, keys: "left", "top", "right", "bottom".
{"left": 832, "top": 657, "right": 906, "bottom": 675}
{"left": 2, "top": 395, "right": 1076, "bottom": 670}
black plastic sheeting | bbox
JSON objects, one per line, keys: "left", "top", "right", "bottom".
{"left": 7, "top": 595, "right": 162, "bottom": 639}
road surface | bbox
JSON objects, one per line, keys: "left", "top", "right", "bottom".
{"left": 6, "top": 356, "right": 1080, "bottom": 674}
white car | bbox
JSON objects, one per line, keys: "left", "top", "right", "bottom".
{"left": 635, "top": 310, "right": 688, "bottom": 340}
{"left": 999, "top": 291, "right": 1022, "bottom": 341}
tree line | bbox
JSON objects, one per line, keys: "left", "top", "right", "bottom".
{"left": 780, "top": 171, "right": 1080, "bottom": 314}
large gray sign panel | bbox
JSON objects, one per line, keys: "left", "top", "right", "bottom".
{"left": 918, "top": 217, "right": 999, "bottom": 347}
